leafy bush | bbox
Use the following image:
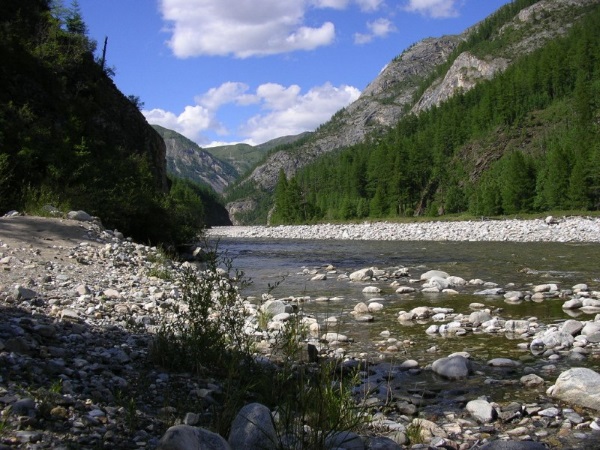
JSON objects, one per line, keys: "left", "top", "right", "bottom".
{"left": 150, "top": 252, "right": 251, "bottom": 374}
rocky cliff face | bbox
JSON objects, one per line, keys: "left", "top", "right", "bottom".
{"left": 246, "top": 35, "right": 464, "bottom": 191}
{"left": 412, "top": 52, "right": 509, "bottom": 114}
{"left": 152, "top": 125, "right": 237, "bottom": 194}
{"left": 229, "top": 0, "right": 598, "bottom": 223}
{"left": 411, "top": 0, "right": 597, "bottom": 115}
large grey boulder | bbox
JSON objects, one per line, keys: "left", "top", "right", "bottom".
{"left": 420, "top": 270, "right": 449, "bottom": 280}
{"left": 470, "top": 310, "right": 492, "bottom": 326}
{"left": 260, "top": 300, "right": 292, "bottom": 316}
{"left": 504, "top": 320, "right": 530, "bottom": 334}
{"left": 530, "top": 330, "right": 573, "bottom": 355}
{"left": 325, "top": 430, "right": 364, "bottom": 449}
{"left": 466, "top": 398, "right": 496, "bottom": 423}
{"left": 157, "top": 425, "right": 230, "bottom": 450}
{"left": 228, "top": 403, "right": 277, "bottom": 450}
{"left": 547, "top": 367, "right": 600, "bottom": 411}
{"left": 560, "top": 319, "right": 583, "bottom": 336}
{"left": 431, "top": 355, "right": 472, "bottom": 380}
{"left": 350, "top": 268, "right": 374, "bottom": 282}
{"left": 67, "top": 210, "right": 92, "bottom": 221}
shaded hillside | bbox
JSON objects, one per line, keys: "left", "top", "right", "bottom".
{"left": 206, "top": 132, "right": 309, "bottom": 177}
{"left": 226, "top": 0, "right": 599, "bottom": 224}
{"left": 0, "top": 0, "right": 209, "bottom": 244}
{"left": 152, "top": 125, "right": 237, "bottom": 194}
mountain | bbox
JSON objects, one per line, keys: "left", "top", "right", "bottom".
{"left": 225, "top": 0, "right": 600, "bottom": 224}
{"left": 152, "top": 125, "right": 237, "bottom": 194}
{"left": 206, "top": 132, "right": 310, "bottom": 177}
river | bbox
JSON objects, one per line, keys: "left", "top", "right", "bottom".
{"left": 209, "top": 237, "right": 599, "bottom": 367}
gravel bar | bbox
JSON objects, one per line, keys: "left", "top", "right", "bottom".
{"left": 207, "top": 216, "right": 600, "bottom": 242}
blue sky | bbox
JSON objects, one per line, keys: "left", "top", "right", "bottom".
{"left": 77, "top": 0, "right": 512, "bottom": 147}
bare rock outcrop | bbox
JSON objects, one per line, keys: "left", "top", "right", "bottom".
{"left": 412, "top": 52, "right": 509, "bottom": 113}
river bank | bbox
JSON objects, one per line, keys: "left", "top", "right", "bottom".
{"left": 2, "top": 213, "right": 600, "bottom": 449}
{"left": 206, "top": 216, "right": 600, "bottom": 242}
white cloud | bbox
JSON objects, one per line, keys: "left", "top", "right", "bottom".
{"left": 355, "top": 0, "right": 384, "bottom": 12}
{"left": 404, "top": 0, "right": 460, "bottom": 18}
{"left": 161, "top": 0, "right": 336, "bottom": 58}
{"left": 241, "top": 82, "right": 360, "bottom": 144}
{"left": 354, "top": 18, "right": 396, "bottom": 44}
{"left": 311, "top": 0, "right": 350, "bottom": 9}
{"left": 144, "top": 81, "right": 360, "bottom": 146}
{"left": 143, "top": 105, "right": 222, "bottom": 145}
{"left": 196, "top": 82, "right": 257, "bottom": 110}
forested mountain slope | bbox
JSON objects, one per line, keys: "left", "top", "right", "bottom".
{"left": 206, "top": 133, "right": 310, "bottom": 177}
{"left": 226, "top": 0, "right": 599, "bottom": 225}
{"left": 271, "top": 3, "right": 600, "bottom": 224}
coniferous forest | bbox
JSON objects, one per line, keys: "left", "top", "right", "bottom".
{"left": 269, "top": 5, "right": 600, "bottom": 225}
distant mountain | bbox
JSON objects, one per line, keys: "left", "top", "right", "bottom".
{"left": 152, "top": 125, "right": 238, "bottom": 194}
{"left": 225, "top": 0, "right": 600, "bottom": 224}
{"left": 206, "top": 132, "right": 310, "bottom": 177}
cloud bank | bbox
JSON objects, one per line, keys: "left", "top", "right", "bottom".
{"left": 144, "top": 82, "right": 360, "bottom": 146}
{"left": 160, "top": 0, "right": 392, "bottom": 58}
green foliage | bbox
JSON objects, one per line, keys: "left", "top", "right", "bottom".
{"left": 150, "top": 251, "right": 252, "bottom": 375}
{"left": 271, "top": 5, "right": 600, "bottom": 223}
{"left": 0, "top": 0, "right": 223, "bottom": 245}
{"left": 271, "top": 169, "right": 318, "bottom": 224}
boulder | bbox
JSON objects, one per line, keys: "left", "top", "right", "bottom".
{"left": 67, "top": 210, "right": 93, "bottom": 221}
{"left": 362, "top": 286, "right": 381, "bottom": 294}
{"left": 504, "top": 320, "right": 530, "bottom": 334}
{"left": 157, "top": 425, "right": 230, "bottom": 450}
{"left": 261, "top": 300, "right": 292, "bottom": 316}
{"left": 547, "top": 367, "right": 600, "bottom": 411}
{"left": 520, "top": 374, "right": 544, "bottom": 388}
{"left": 431, "top": 355, "right": 472, "bottom": 380}
{"left": 322, "top": 332, "right": 349, "bottom": 342}
{"left": 562, "top": 298, "right": 583, "bottom": 309}
{"left": 466, "top": 398, "right": 496, "bottom": 423}
{"left": 470, "top": 310, "right": 492, "bottom": 326}
{"left": 487, "top": 358, "right": 521, "bottom": 368}
{"left": 349, "top": 268, "right": 373, "bottom": 282}
{"left": 530, "top": 330, "right": 573, "bottom": 355}
{"left": 560, "top": 319, "right": 583, "bottom": 336}
{"left": 423, "top": 276, "right": 449, "bottom": 290}
{"left": 420, "top": 270, "right": 449, "bottom": 280}
{"left": 228, "top": 403, "right": 277, "bottom": 450}
{"left": 395, "top": 286, "right": 415, "bottom": 294}
{"left": 324, "top": 431, "right": 364, "bottom": 449}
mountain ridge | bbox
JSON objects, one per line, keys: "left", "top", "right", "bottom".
{"left": 225, "top": 0, "right": 599, "bottom": 224}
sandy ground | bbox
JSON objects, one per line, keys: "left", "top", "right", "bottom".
{"left": 0, "top": 215, "right": 103, "bottom": 260}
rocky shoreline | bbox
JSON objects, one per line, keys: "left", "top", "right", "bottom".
{"left": 206, "top": 216, "right": 600, "bottom": 242}
{"left": 1, "top": 213, "right": 600, "bottom": 449}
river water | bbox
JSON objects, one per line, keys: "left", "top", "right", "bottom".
{"left": 206, "top": 236, "right": 600, "bottom": 442}
{"left": 210, "top": 237, "right": 599, "bottom": 367}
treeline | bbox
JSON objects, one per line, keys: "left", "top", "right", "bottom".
{"left": 271, "top": 5, "right": 600, "bottom": 224}
{"left": 0, "top": 0, "right": 214, "bottom": 244}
